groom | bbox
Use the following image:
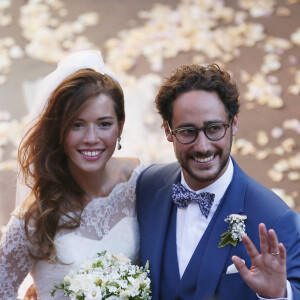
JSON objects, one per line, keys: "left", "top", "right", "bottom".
{"left": 136, "top": 64, "right": 300, "bottom": 300}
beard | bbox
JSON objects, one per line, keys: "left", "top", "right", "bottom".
{"left": 182, "top": 151, "right": 230, "bottom": 184}
{"left": 179, "top": 133, "right": 233, "bottom": 189}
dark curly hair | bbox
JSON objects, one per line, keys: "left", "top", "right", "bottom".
{"left": 155, "top": 64, "right": 240, "bottom": 126}
{"left": 18, "top": 68, "right": 124, "bottom": 263}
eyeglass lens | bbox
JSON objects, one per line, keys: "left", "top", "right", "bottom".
{"left": 176, "top": 124, "right": 227, "bottom": 143}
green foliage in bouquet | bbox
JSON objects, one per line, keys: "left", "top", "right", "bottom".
{"left": 51, "top": 251, "right": 151, "bottom": 300}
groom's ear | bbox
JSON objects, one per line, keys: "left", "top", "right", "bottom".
{"left": 163, "top": 121, "right": 173, "bottom": 143}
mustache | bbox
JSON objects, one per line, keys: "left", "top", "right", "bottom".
{"left": 189, "top": 151, "right": 215, "bottom": 157}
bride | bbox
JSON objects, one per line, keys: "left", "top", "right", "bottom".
{"left": 0, "top": 50, "right": 143, "bottom": 299}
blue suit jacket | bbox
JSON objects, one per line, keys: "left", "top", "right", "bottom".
{"left": 136, "top": 158, "right": 300, "bottom": 300}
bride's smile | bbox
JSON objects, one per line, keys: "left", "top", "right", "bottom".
{"left": 1, "top": 50, "right": 142, "bottom": 300}
{"left": 65, "top": 94, "right": 123, "bottom": 176}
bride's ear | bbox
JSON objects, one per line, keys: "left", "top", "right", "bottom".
{"left": 118, "top": 118, "right": 125, "bottom": 136}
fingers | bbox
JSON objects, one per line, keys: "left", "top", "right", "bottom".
{"left": 259, "top": 223, "right": 270, "bottom": 255}
{"left": 268, "top": 227, "right": 279, "bottom": 250}
{"left": 232, "top": 255, "right": 249, "bottom": 278}
{"left": 259, "top": 223, "right": 284, "bottom": 258}
{"left": 243, "top": 223, "right": 285, "bottom": 260}
{"left": 263, "top": 224, "right": 285, "bottom": 261}
{"left": 241, "top": 234, "right": 260, "bottom": 260}
{"left": 23, "top": 297, "right": 37, "bottom": 300}
{"left": 23, "top": 284, "right": 37, "bottom": 300}
{"left": 278, "top": 242, "right": 287, "bottom": 264}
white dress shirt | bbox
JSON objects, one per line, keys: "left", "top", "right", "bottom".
{"left": 176, "top": 157, "right": 292, "bottom": 300}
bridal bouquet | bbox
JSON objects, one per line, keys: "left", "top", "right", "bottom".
{"left": 51, "top": 251, "right": 151, "bottom": 299}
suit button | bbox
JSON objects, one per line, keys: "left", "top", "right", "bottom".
{"left": 175, "top": 298, "right": 181, "bottom": 300}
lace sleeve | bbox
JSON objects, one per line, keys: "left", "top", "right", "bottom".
{"left": 0, "top": 216, "right": 35, "bottom": 299}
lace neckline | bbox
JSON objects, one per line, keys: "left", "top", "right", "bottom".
{"left": 81, "top": 163, "right": 144, "bottom": 211}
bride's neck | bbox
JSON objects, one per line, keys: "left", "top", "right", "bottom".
{"left": 71, "top": 159, "right": 121, "bottom": 201}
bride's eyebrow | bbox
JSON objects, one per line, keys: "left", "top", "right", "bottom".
{"left": 74, "top": 116, "right": 114, "bottom": 121}
{"left": 97, "top": 116, "right": 114, "bottom": 121}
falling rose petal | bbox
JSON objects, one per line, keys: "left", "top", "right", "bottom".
{"left": 289, "top": 55, "right": 298, "bottom": 65}
{"left": 256, "top": 149, "right": 270, "bottom": 160}
{"left": 276, "top": 6, "right": 291, "bottom": 17}
{"left": 291, "top": 28, "right": 300, "bottom": 46}
{"left": 283, "top": 119, "right": 300, "bottom": 134}
{"left": 271, "top": 127, "right": 284, "bottom": 139}
{"left": 268, "top": 169, "right": 283, "bottom": 182}
{"left": 257, "top": 130, "right": 269, "bottom": 146}
{"left": 273, "top": 159, "right": 290, "bottom": 172}
{"left": 281, "top": 138, "right": 296, "bottom": 153}
{"left": 288, "top": 172, "right": 300, "bottom": 181}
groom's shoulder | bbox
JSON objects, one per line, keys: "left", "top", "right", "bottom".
{"left": 137, "top": 161, "right": 180, "bottom": 184}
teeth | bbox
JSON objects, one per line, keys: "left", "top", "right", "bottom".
{"left": 195, "top": 155, "right": 214, "bottom": 163}
{"left": 80, "top": 150, "right": 102, "bottom": 157}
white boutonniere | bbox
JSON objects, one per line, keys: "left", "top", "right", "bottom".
{"left": 218, "top": 214, "right": 247, "bottom": 248}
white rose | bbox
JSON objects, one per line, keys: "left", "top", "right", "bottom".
{"left": 107, "top": 285, "right": 118, "bottom": 293}
{"left": 85, "top": 286, "right": 102, "bottom": 299}
{"left": 69, "top": 274, "right": 94, "bottom": 293}
{"left": 64, "top": 275, "right": 71, "bottom": 285}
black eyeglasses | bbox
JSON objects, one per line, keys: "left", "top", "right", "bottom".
{"left": 168, "top": 121, "right": 232, "bottom": 144}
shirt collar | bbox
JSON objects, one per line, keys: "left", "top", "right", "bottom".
{"left": 180, "top": 157, "right": 234, "bottom": 203}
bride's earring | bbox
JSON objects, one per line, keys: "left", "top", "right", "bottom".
{"left": 117, "top": 137, "right": 122, "bottom": 150}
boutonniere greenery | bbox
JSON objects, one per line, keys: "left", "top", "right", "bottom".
{"left": 218, "top": 214, "right": 247, "bottom": 248}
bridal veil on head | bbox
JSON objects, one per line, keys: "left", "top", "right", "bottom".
{"left": 15, "top": 49, "right": 119, "bottom": 207}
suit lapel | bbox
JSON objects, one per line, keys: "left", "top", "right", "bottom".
{"left": 147, "top": 168, "right": 181, "bottom": 299}
{"left": 193, "top": 159, "right": 248, "bottom": 299}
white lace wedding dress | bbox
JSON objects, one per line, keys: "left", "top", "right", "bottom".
{"left": 0, "top": 164, "right": 144, "bottom": 300}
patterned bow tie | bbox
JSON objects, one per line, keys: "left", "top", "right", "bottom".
{"left": 172, "top": 183, "right": 215, "bottom": 218}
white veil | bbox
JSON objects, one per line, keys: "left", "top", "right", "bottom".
{"left": 15, "top": 49, "right": 119, "bottom": 207}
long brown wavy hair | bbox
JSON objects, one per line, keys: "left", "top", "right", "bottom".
{"left": 18, "top": 68, "right": 124, "bottom": 263}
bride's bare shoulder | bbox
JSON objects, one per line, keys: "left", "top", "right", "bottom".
{"left": 111, "top": 157, "right": 141, "bottom": 181}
